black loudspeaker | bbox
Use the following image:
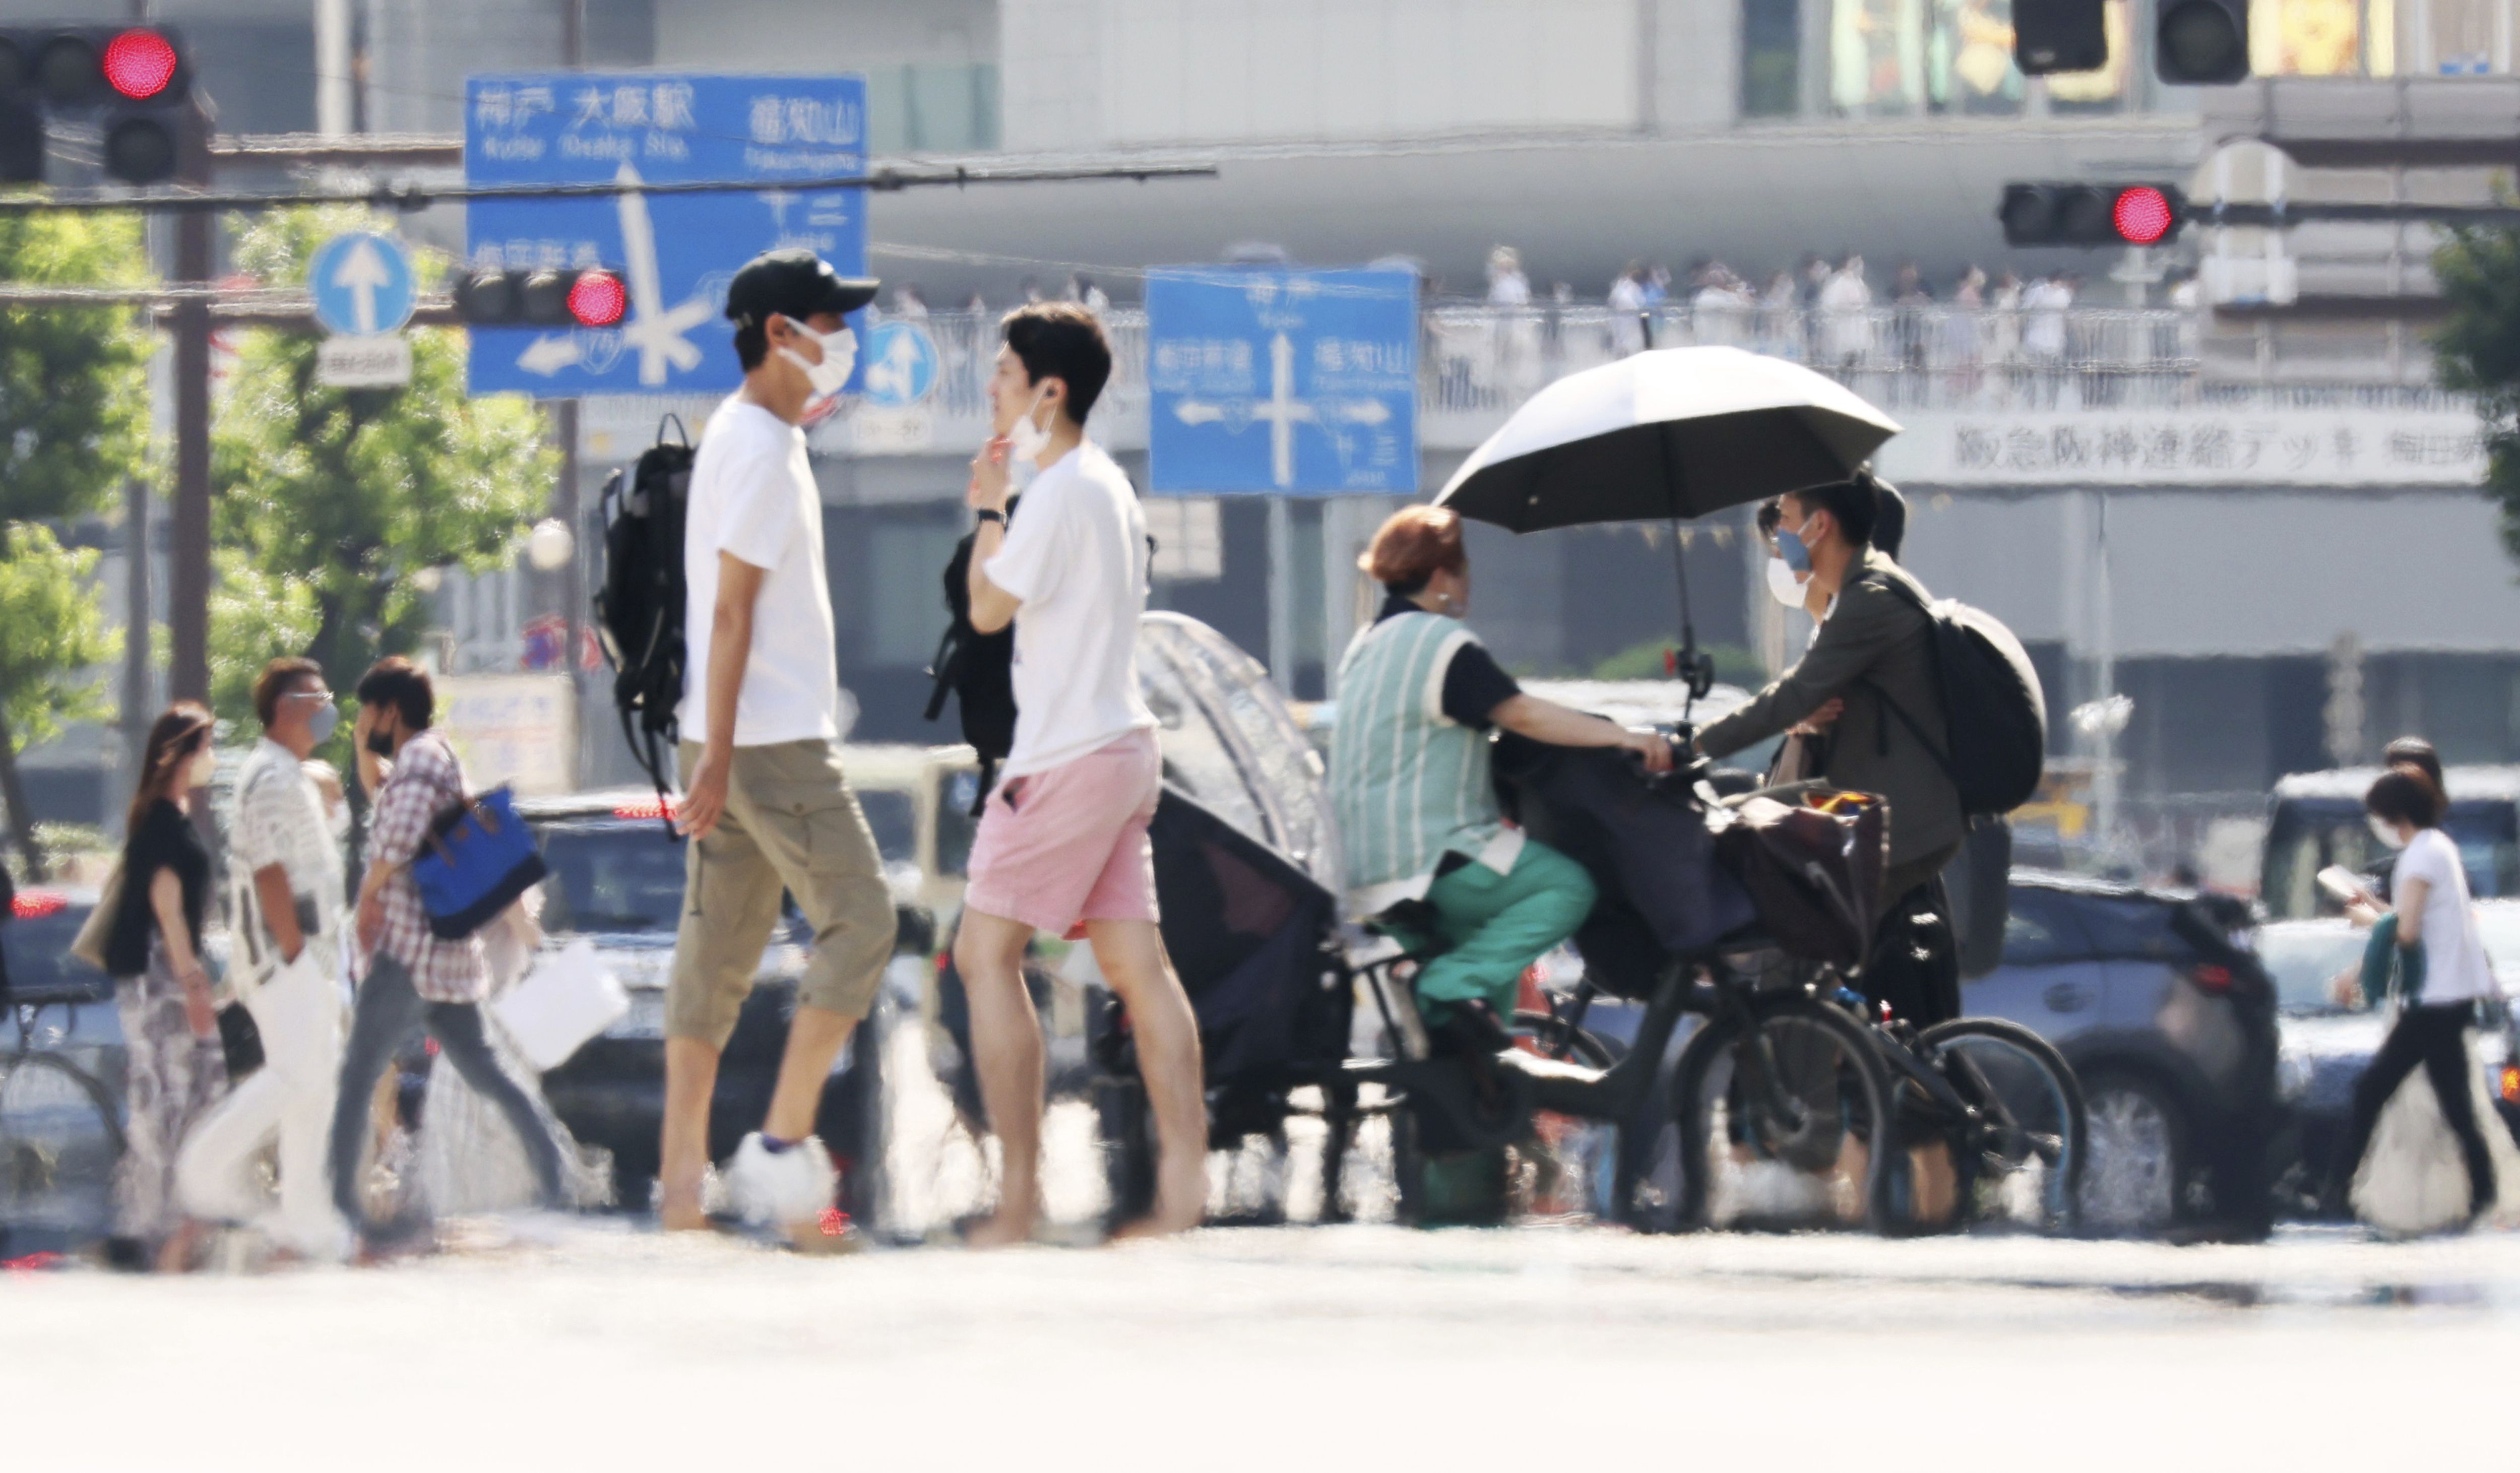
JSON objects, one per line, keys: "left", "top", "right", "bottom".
{"left": 2013, "top": 0, "right": 2109, "bottom": 74}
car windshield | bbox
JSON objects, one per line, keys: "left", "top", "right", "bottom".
{"left": 2263, "top": 796, "right": 2520, "bottom": 920}
{"left": 534, "top": 821, "right": 689, "bottom": 934}
{"left": 2257, "top": 926, "right": 2367, "bottom": 1014}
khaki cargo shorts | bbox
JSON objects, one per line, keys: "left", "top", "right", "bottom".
{"left": 668, "top": 739, "right": 895, "bottom": 1048}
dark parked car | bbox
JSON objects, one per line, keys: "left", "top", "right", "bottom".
{"left": 1964, "top": 872, "right": 2280, "bottom": 1236}
{"left": 516, "top": 791, "right": 916, "bottom": 1224}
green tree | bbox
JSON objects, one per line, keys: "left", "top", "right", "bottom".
{"left": 2434, "top": 224, "right": 2520, "bottom": 560}
{"left": 0, "top": 209, "right": 152, "bottom": 875}
{"left": 0, "top": 527, "right": 120, "bottom": 876}
{"left": 212, "top": 207, "right": 555, "bottom": 736}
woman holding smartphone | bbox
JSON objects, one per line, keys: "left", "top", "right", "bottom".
{"left": 2330, "top": 766, "right": 2499, "bottom": 1223}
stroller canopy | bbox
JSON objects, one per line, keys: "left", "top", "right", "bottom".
{"left": 1135, "top": 612, "right": 1342, "bottom": 894}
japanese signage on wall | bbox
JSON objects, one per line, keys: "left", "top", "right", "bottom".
{"left": 1873, "top": 408, "right": 2490, "bottom": 487}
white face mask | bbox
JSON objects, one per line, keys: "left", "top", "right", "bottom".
{"left": 1765, "top": 556, "right": 1807, "bottom": 608}
{"left": 2368, "top": 815, "right": 2408, "bottom": 851}
{"left": 776, "top": 317, "right": 856, "bottom": 400}
{"left": 1005, "top": 385, "right": 1053, "bottom": 466}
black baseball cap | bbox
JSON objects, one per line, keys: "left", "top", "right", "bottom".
{"left": 724, "top": 248, "right": 878, "bottom": 329}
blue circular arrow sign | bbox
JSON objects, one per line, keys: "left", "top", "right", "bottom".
{"left": 308, "top": 231, "right": 417, "bottom": 338}
{"left": 859, "top": 321, "right": 939, "bottom": 408}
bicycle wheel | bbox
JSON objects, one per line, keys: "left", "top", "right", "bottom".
{"left": 1914, "top": 1018, "right": 2087, "bottom": 1235}
{"left": 1509, "top": 1010, "right": 1615, "bottom": 1220}
{"left": 1672, "top": 993, "right": 1895, "bottom": 1234}
{"left": 0, "top": 1054, "right": 125, "bottom": 1242}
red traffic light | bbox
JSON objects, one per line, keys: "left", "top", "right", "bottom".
{"left": 101, "top": 28, "right": 176, "bottom": 100}
{"left": 2112, "top": 186, "right": 2175, "bottom": 245}
{"left": 566, "top": 270, "right": 627, "bottom": 328}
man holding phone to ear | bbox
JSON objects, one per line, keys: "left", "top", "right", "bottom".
{"left": 660, "top": 249, "right": 898, "bottom": 1247}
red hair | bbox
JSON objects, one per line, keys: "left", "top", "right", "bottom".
{"left": 1361, "top": 506, "right": 1467, "bottom": 593}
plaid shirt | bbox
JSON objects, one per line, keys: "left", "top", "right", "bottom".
{"left": 365, "top": 729, "right": 487, "bottom": 1003}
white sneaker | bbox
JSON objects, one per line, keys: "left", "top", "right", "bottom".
{"left": 724, "top": 1133, "right": 837, "bottom": 1228}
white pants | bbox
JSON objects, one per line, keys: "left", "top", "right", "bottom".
{"left": 176, "top": 950, "right": 350, "bottom": 1257}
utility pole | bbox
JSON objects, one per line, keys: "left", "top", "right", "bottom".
{"left": 559, "top": 0, "right": 587, "bottom": 782}
{"left": 167, "top": 94, "right": 214, "bottom": 707}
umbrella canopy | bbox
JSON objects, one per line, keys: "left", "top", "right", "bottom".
{"left": 1434, "top": 346, "right": 1902, "bottom": 532}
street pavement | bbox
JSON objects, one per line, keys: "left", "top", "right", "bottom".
{"left": 3, "top": 1216, "right": 2512, "bottom": 1470}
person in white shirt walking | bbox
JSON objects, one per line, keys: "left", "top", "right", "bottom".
{"left": 175, "top": 657, "right": 354, "bottom": 1260}
{"left": 954, "top": 302, "right": 1204, "bottom": 1245}
{"left": 661, "top": 248, "right": 898, "bottom": 1245}
{"left": 2335, "top": 766, "right": 2501, "bottom": 1221}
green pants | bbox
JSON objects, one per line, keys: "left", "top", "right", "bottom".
{"left": 1409, "top": 838, "right": 1597, "bottom": 1018}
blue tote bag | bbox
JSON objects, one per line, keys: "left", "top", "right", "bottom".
{"left": 408, "top": 786, "right": 549, "bottom": 940}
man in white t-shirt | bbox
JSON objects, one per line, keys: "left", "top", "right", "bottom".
{"left": 661, "top": 248, "right": 897, "bottom": 1246}
{"left": 955, "top": 302, "right": 1205, "bottom": 1245}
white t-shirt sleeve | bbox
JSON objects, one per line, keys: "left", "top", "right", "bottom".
{"left": 710, "top": 432, "right": 802, "bottom": 572}
{"left": 2395, "top": 830, "right": 2457, "bottom": 898}
{"left": 983, "top": 484, "right": 1067, "bottom": 605}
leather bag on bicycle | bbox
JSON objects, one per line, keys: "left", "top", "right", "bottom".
{"left": 1713, "top": 789, "right": 1887, "bottom": 971}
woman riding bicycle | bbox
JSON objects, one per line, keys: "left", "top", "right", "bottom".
{"left": 1329, "top": 506, "right": 1671, "bottom": 1058}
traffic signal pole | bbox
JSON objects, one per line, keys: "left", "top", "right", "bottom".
{"left": 167, "top": 93, "right": 212, "bottom": 705}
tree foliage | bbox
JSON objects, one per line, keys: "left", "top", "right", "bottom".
{"left": 207, "top": 551, "right": 321, "bottom": 732}
{"left": 2433, "top": 225, "right": 2520, "bottom": 562}
{"left": 0, "top": 525, "right": 119, "bottom": 748}
{"left": 212, "top": 206, "right": 555, "bottom": 702}
{"left": 0, "top": 211, "right": 150, "bottom": 871}
{"left": 0, "top": 210, "right": 153, "bottom": 525}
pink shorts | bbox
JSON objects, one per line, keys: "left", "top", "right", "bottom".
{"left": 964, "top": 729, "right": 1162, "bottom": 939}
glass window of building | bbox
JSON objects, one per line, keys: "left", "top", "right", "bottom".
{"left": 1742, "top": 0, "right": 1804, "bottom": 116}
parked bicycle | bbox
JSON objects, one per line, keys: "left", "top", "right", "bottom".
{"left": 1, "top": 994, "right": 127, "bottom": 1248}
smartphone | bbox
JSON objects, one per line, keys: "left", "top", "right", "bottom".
{"left": 2317, "top": 865, "right": 2372, "bottom": 906}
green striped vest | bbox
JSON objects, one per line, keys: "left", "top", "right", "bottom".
{"left": 1332, "top": 610, "right": 1502, "bottom": 897}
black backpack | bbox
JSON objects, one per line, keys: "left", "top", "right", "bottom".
{"left": 592, "top": 416, "right": 697, "bottom": 821}
{"left": 1862, "top": 571, "right": 2048, "bottom": 819}
{"left": 924, "top": 498, "right": 1017, "bottom": 813}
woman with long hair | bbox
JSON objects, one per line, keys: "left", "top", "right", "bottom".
{"left": 101, "top": 700, "right": 227, "bottom": 1270}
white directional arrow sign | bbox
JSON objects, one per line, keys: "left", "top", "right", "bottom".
{"left": 610, "top": 161, "right": 715, "bottom": 387}
{"left": 864, "top": 329, "right": 922, "bottom": 401}
{"left": 333, "top": 237, "right": 392, "bottom": 335}
{"left": 1165, "top": 334, "right": 1391, "bottom": 487}
{"left": 517, "top": 335, "right": 584, "bottom": 376}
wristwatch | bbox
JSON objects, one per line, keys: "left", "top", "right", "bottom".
{"left": 975, "top": 508, "right": 1006, "bottom": 526}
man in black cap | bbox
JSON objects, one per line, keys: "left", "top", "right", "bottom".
{"left": 661, "top": 247, "right": 894, "bottom": 1246}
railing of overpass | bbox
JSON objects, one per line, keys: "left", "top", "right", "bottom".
{"left": 869, "top": 304, "right": 2207, "bottom": 444}
{"left": 588, "top": 304, "right": 2441, "bottom": 463}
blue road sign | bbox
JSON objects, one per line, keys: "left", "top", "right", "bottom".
{"left": 464, "top": 73, "right": 868, "bottom": 399}
{"left": 308, "top": 231, "right": 416, "bottom": 337}
{"left": 859, "top": 321, "right": 938, "bottom": 407}
{"left": 1146, "top": 268, "right": 1418, "bottom": 496}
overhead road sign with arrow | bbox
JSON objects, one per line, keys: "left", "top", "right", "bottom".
{"left": 463, "top": 72, "right": 869, "bottom": 399}
{"left": 1146, "top": 267, "right": 1418, "bottom": 496}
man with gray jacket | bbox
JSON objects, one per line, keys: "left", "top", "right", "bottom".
{"left": 1695, "top": 477, "right": 1965, "bottom": 1021}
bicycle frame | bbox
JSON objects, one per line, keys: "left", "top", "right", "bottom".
{"left": 1344, "top": 953, "right": 1730, "bottom": 1146}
